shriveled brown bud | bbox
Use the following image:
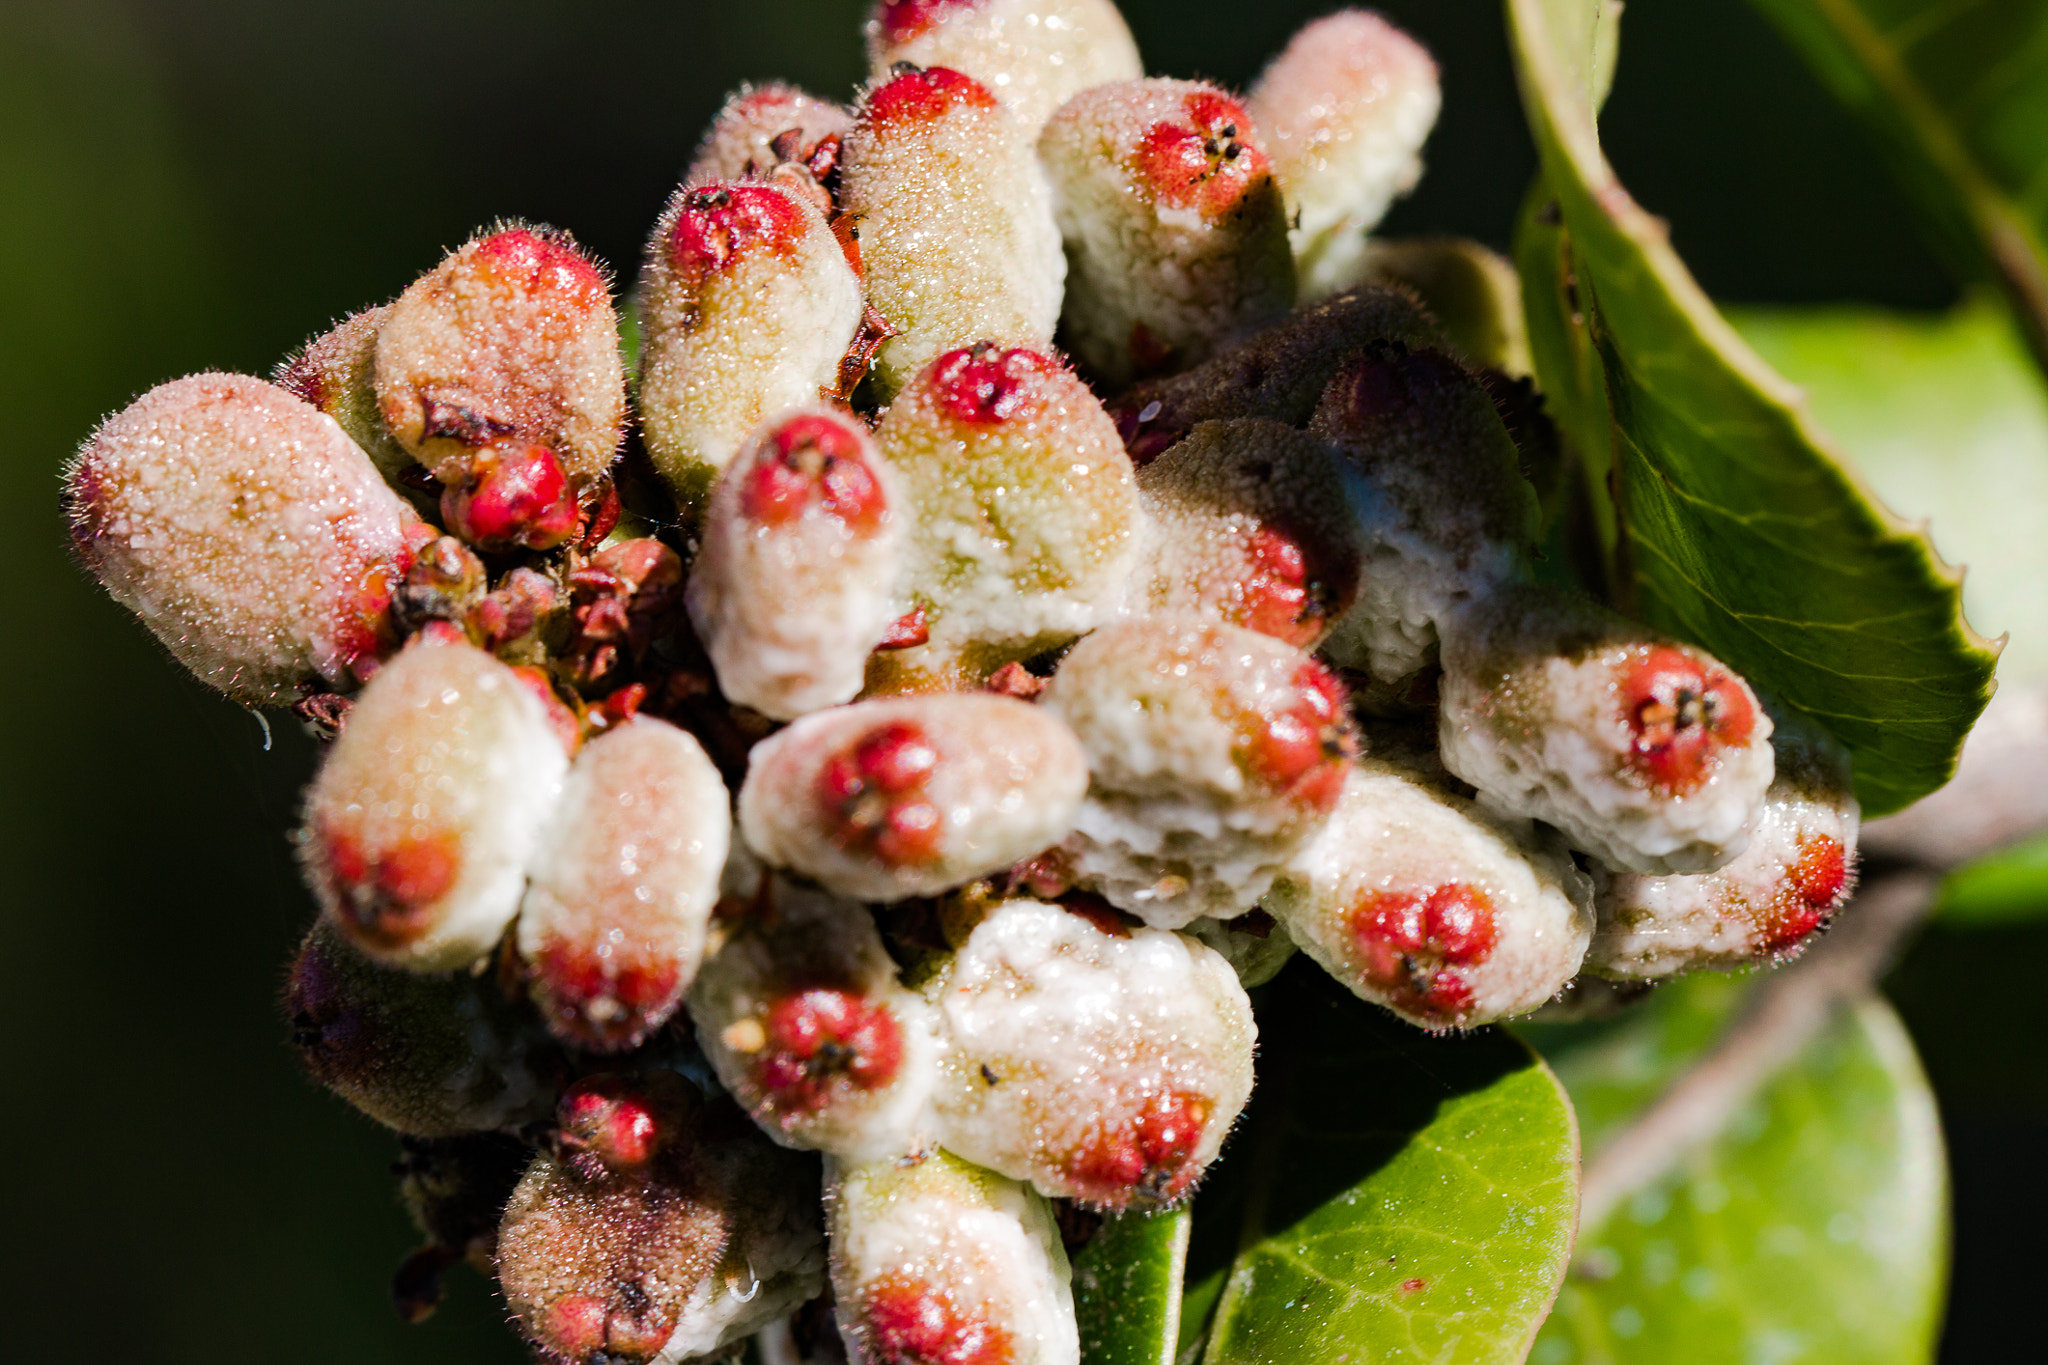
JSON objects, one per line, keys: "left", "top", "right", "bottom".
{"left": 1306, "top": 342, "right": 1540, "bottom": 682}
{"left": 65, "top": 372, "right": 425, "bottom": 705}
{"left": 1038, "top": 79, "right": 1295, "bottom": 384}
{"left": 637, "top": 181, "right": 864, "bottom": 507}
{"left": 687, "top": 408, "right": 908, "bottom": 719}
{"left": 864, "top": 0, "right": 1142, "bottom": 136}
{"left": 1131, "top": 417, "right": 1362, "bottom": 648}
{"left": 840, "top": 65, "right": 1064, "bottom": 396}
{"left": 517, "top": 717, "right": 731, "bottom": 1052}
{"left": 300, "top": 633, "right": 570, "bottom": 971}
{"left": 284, "top": 919, "right": 567, "bottom": 1137}
{"left": 738, "top": 693, "right": 1089, "bottom": 902}
{"left": 498, "top": 1084, "right": 825, "bottom": 1364}
{"left": 375, "top": 225, "right": 624, "bottom": 498}
{"left": 1040, "top": 619, "right": 1356, "bottom": 926}
{"left": 1247, "top": 10, "right": 1441, "bottom": 297}
{"left": 874, "top": 343, "right": 1141, "bottom": 666}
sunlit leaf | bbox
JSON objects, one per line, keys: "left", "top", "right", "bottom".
{"left": 1075, "top": 1207, "right": 1190, "bottom": 1365}
{"left": 1507, "top": 0, "right": 2000, "bottom": 816}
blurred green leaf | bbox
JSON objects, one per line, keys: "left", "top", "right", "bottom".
{"left": 1934, "top": 831, "right": 2048, "bottom": 926}
{"left": 1507, "top": 0, "right": 2000, "bottom": 817}
{"left": 1526, "top": 984, "right": 1947, "bottom": 1365}
{"left": 1190, "top": 968, "right": 1578, "bottom": 1365}
{"left": 1075, "top": 1207, "right": 1190, "bottom": 1365}
{"left": 1727, "top": 298, "right": 2048, "bottom": 687}
{"left": 1743, "top": 0, "right": 2048, "bottom": 380}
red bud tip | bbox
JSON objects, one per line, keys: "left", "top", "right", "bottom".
{"left": 1071, "top": 1090, "right": 1212, "bottom": 1206}
{"left": 1245, "top": 662, "right": 1352, "bottom": 809}
{"left": 1347, "top": 883, "right": 1500, "bottom": 1020}
{"left": 440, "top": 441, "right": 579, "bottom": 552}
{"left": 928, "top": 343, "right": 1059, "bottom": 426}
{"left": 1618, "top": 646, "right": 1759, "bottom": 795}
{"left": 861, "top": 1274, "right": 1012, "bottom": 1365}
{"left": 1135, "top": 91, "right": 1271, "bottom": 218}
{"left": 472, "top": 228, "right": 608, "bottom": 309}
{"left": 740, "top": 412, "right": 889, "bottom": 531}
{"left": 817, "top": 722, "right": 948, "bottom": 866}
{"left": 316, "top": 826, "right": 462, "bottom": 950}
{"left": 865, "top": 64, "right": 1000, "bottom": 126}
{"left": 556, "top": 1076, "right": 666, "bottom": 1177}
{"left": 874, "top": 0, "right": 980, "bottom": 44}
{"left": 669, "top": 183, "right": 812, "bottom": 281}
{"left": 753, "top": 988, "right": 907, "bottom": 1111}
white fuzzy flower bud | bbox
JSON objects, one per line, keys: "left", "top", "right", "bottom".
{"left": 688, "top": 83, "right": 852, "bottom": 186}
{"left": 275, "top": 306, "right": 416, "bottom": 487}
{"left": 1247, "top": 10, "right": 1441, "bottom": 298}
{"left": 1438, "top": 584, "right": 1777, "bottom": 874}
{"left": 1040, "top": 619, "right": 1356, "bottom": 926}
{"left": 1267, "top": 761, "right": 1594, "bottom": 1030}
{"left": 516, "top": 717, "right": 730, "bottom": 1052}
{"left": 840, "top": 65, "right": 1064, "bottom": 397}
{"left": 864, "top": 0, "right": 1143, "bottom": 136}
{"left": 687, "top": 409, "right": 907, "bottom": 719}
{"left": 637, "top": 182, "right": 864, "bottom": 508}
{"left": 828, "top": 1146, "right": 1078, "bottom": 1365}
{"left": 65, "top": 373, "right": 425, "bottom": 706}
{"left": 931, "top": 897, "right": 1256, "bottom": 1209}
{"left": 739, "top": 694, "right": 1089, "bottom": 901}
{"left": 300, "top": 634, "right": 569, "bottom": 972}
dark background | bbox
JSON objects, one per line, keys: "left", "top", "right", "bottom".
{"left": 0, "top": 1, "right": 2032, "bottom": 1359}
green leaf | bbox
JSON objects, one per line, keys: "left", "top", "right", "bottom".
{"left": 1526, "top": 988, "right": 1948, "bottom": 1365}
{"left": 1935, "top": 830, "right": 2048, "bottom": 926}
{"left": 1743, "top": 0, "right": 2048, "bottom": 378}
{"left": 1727, "top": 298, "right": 2048, "bottom": 687}
{"left": 1190, "top": 967, "right": 1579, "bottom": 1365}
{"left": 1507, "top": 0, "right": 2000, "bottom": 817}
{"left": 1074, "top": 1207, "right": 1191, "bottom": 1365}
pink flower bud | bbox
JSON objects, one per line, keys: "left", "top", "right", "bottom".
{"left": 828, "top": 1147, "right": 1078, "bottom": 1365}
{"left": 1107, "top": 285, "right": 1448, "bottom": 461}
{"left": 285, "top": 919, "right": 567, "bottom": 1137}
{"left": 1131, "top": 417, "right": 1363, "bottom": 648}
{"left": 840, "top": 67, "right": 1064, "bottom": 396}
{"left": 687, "top": 409, "right": 907, "bottom": 719}
{"left": 874, "top": 344, "right": 1141, "bottom": 661}
{"left": 738, "top": 694, "right": 1089, "bottom": 901}
{"left": 1267, "top": 762, "right": 1594, "bottom": 1030}
{"left": 692, "top": 876, "right": 939, "bottom": 1160}
{"left": 274, "top": 305, "right": 416, "bottom": 486}
{"left": 65, "top": 372, "right": 423, "bottom": 705}
{"left": 1038, "top": 79, "right": 1295, "bottom": 384}
{"left": 1307, "top": 343, "right": 1540, "bottom": 682}
{"left": 1247, "top": 11, "right": 1441, "bottom": 296}
{"left": 439, "top": 439, "right": 581, "bottom": 552}
{"left": 932, "top": 898, "right": 1255, "bottom": 1209}
{"left": 374, "top": 224, "right": 625, "bottom": 489}
{"left": 688, "top": 82, "right": 853, "bottom": 189}
{"left": 864, "top": 0, "right": 1143, "bottom": 136}
{"left": 637, "top": 181, "right": 863, "bottom": 507}
{"left": 498, "top": 1087, "right": 825, "bottom": 1364}
{"left": 554, "top": 1073, "right": 681, "bottom": 1180}
{"left": 1437, "top": 584, "right": 1776, "bottom": 874}
{"left": 300, "top": 633, "right": 570, "bottom": 971}
{"left": 1587, "top": 715, "right": 1860, "bottom": 978}
{"left": 516, "top": 717, "right": 731, "bottom": 1051}
{"left": 1039, "top": 619, "right": 1357, "bottom": 926}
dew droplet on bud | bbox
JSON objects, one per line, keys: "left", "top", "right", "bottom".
{"left": 1040, "top": 619, "right": 1357, "bottom": 926}
{"left": 687, "top": 408, "right": 907, "bottom": 719}
{"left": 374, "top": 224, "right": 623, "bottom": 490}
{"left": 739, "top": 694, "right": 1088, "bottom": 901}
{"left": 1248, "top": 11, "right": 1441, "bottom": 297}
{"left": 516, "top": 717, "right": 731, "bottom": 1051}
{"left": 829, "top": 1147, "right": 1079, "bottom": 1365}
{"left": 932, "top": 898, "right": 1255, "bottom": 1209}
{"left": 65, "top": 372, "right": 423, "bottom": 705}
{"left": 300, "top": 632, "right": 570, "bottom": 971}
{"left": 840, "top": 67, "right": 1064, "bottom": 396}
{"left": 637, "top": 182, "right": 862, "bottom": 509}
{"left": 1038, "top": 79, "right": 1295, "bottom": 385}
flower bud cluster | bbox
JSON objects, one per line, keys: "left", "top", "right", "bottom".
{"left": 67, "top": 3, "right": 1865, "bottom": 1360}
